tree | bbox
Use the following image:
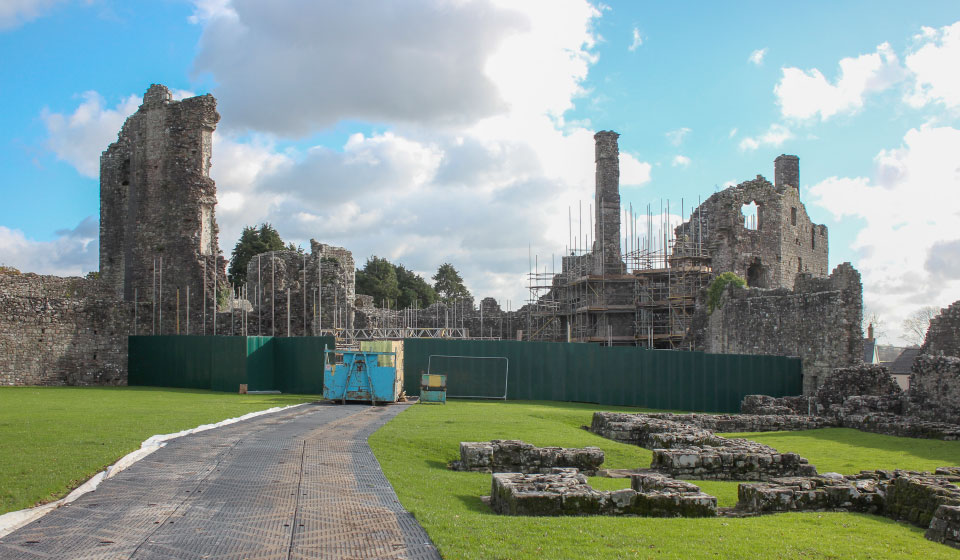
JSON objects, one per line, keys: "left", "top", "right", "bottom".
{"left": 227, "top": 223, "right": 285, "bottom": 285}
{"left": 355, "top": 256, "right": 400, "bottom": 308}
{"left": 396, "top": 264, "right": 437, "bottom": 309}
{"left": 901, "top": 306, "right": 939, "bottom": 346}
{"left": 432, "top": 263, "right": 471, "bottom": 304}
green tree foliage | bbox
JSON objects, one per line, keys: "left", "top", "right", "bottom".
{"left": 433, "top": 262, "right": 471, "bottom": 304}
{"left": 227, "top": 223, "right": 285, "bottom": 285}
{"left": 355, "top": 256, "right": 401, "bottom": 308}
{"left": 355, "top": 257, "right": 438, "bottom": 309}
{"left": 396, "top": 264, "right": 437, "bottom": 309}
{"left": 706, "top": 272, "right": 746, "bottom": 313}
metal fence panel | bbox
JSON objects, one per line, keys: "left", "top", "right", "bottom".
{"left": 403, "top": 339, "right": 802, "bottom": 413}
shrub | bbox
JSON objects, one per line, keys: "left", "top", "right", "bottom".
{"left": 707, "top": 272, "right": 746, "bottom": 313}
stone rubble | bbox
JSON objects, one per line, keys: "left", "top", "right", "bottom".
{"left": 591, "top": 412, "right": 817, "bottom": 480}
{"left": 489, "top": 468, "right": 716, "bottom": 517}
{"left": 451, "top": 440, "right": 604, "bottom": 475}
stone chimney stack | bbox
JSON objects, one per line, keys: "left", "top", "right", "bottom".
{"left": 774, "top": 154, "right": 800, "bottom": 192}
{"left": 594, "top": 131, "right": 623, "bottom": 275}
{"left": 867, "top": 323, "right": 874, "bottom": 340}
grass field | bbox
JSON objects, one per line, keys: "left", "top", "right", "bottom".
{"left": 369, "top": 400, "right": 960, "bottom": 559}
{"left": 0, "top": 386, "right": 320, "bottom": 515}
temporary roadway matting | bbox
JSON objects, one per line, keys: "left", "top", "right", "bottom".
{"left": 0, "top": 402, "right": 440, "bottom": 559}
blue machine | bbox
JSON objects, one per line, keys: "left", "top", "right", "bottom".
{"left": 323, "top": 347, "right": 401, "bottom": 404}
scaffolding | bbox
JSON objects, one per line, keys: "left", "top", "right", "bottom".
{"left": 527, "top": 199, "right": 712, "bottom": 347}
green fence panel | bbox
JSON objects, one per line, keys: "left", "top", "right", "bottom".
{"left": 244, "top": 336, "right": 275, "bottom": 391}
{"left": 273, "top": 336, "right": 333, "bottom": 394}
{"left": 401, "top": 338, "right": 802, "bottom": 412}
{"left": 208, "top": 336, "right": 248, "bottom": 392}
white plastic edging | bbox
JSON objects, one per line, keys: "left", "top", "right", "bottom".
{"left": 0, "top": 402, "right": 308, "bottom": 538}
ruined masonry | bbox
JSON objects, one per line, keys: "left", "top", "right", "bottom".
{"left": 450, "top": 440, "right": 604, "bottom": 475}
{"left": 101, "top": 84, "right": 225, "bottom": 336}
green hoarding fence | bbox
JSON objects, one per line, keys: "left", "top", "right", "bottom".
{"left": 129, "top": 336, "right": 801, "bottom": 412}
{"left": 128, "top": 335, "right": 335, "bottom": 394}
{"left": 401, "top": 339, "right": 802, "bottom": 413}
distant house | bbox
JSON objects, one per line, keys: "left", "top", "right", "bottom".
{"left": 863, "top": 338, "right": 879, "bottom": 364}
{"left": 885, "top": 347, "right": 920, "bottom": 391}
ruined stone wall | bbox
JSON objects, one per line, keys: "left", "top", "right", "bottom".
{"left": 100, "top": 84, "right": 225, "bottom": 336}
{"left": 674, "top": 158, "right": 828, "bottom": 290}
{"left": 905, "top": 355, "right": 960, "bottom": 425}
{"left": 921, "top": 300, "right": 960, "bottom": 357}
{"left": 245, "top": 241, "right": 355, "bottom": 336}
{"left": 0, "top": 272, "right": 129, "bottom": 385}
{"left": 689, "top": 263, "right": 863, "bottom": 394}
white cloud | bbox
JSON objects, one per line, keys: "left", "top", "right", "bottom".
{"left": 738, "top": 123, "right": 793, "bottom": 151}
{"left": 193, "top": 0, "right": 530, "bottom": 136}
{"left": 809, "top": 124, "right": 960, "bottom": 342}
{"left": 775, "top": 42, "right": 907, "bottom": 121}
{"left": 748, "top": 48, "right": 767, "bottom": 65}
{"left": 665, "top": 127, "right": 690, "bottom": 146}
{"left": 629, "top": 27, "right": 642, "bottom": 51}
{"left": 0, "top": 0, "right": 65, "bottom": 30}
{"left": 183, "top": 0, "right": 645, "bottom": 305}
{"left": 0, "top": 216, "right": 99, "bottom": 276}
{"left": 42, "top": 91, "right": 140, "bottom": 178}
{"left": 671, "top": 155, "right": 690, "bottom": 167}
{"left": 904, "top": 21, "right": 960, "bottom": 109}
{"left": 728, "top": 127, "right": 737, "bottom": 138}
{"left": 620, "top": 154, "right": 652, "bottom": 186}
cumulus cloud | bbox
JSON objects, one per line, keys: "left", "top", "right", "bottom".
{"left": 665, "top": 127, "right": 690, "bottom": 146}
{"left": 671, "top": 155, "right": 690, "bottom": 167}
{"left": 0, "top": 0, "right": 65, "bottom": 30}
{"left": 183, "top": 0, "right": 644, "bottom": 304}
{"left": 41, "top": 91, "right": 140, "bottom": 178}
{"left": 192, "top": 0, "right": 529, "bottom": 136}
{"left": 905, "top": 21, "right": 960, "bottom": 109}
{"left": 629, "top": 27, "right": 642, "bottom": 51}
{"left": 775, "top": 42, "right": 907, "bottom": 121}
{"left": 0, "top": 216, "right": 99, "bottom": 276}
{"left": 738, "top": 123, "right": 793, "bottom": 151}
{"left": 808, "top": 124, "right": 960, "bottom": 341}
{"left": 748, "top": 48, "right": 767, "bottom": 65}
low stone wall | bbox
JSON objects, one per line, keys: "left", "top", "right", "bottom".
{"left": 843, "top": 414, "right": 960, "bottom": 440}
{"left": 737, "top": 467, "right": 960, "bottom": 549}
{"left": 652, "top": 442, "right": 816, "bottom": 481}
{"left": 490, "top": 468, "right": 716, "bottom": 517}
{"left": 740, "top": 394, "right": 812, "bottom": 415}
{"left": 451, "top": 440, "right": 605, "bottom": 475}
{"left": 816, "top": 363, "right": 902, "bottom": 407}
{"left": 927, "top": 505, "right": 960, "bottom": 549}
{"left": 645, "top": 412, "right": 834, "bottom": 433}
{"left": 591, "top": 412, "right": 818, "bottom": 480}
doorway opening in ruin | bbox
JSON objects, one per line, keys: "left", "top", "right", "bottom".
{"left": 747, "top": 258, "right": 768, "bottom": 288}
{"left": 741, "top": 201, "right": 759, "bottom": 231}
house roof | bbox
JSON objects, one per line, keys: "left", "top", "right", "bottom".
{"left": 888, "top": 347, "right": 920, "bottom": 375}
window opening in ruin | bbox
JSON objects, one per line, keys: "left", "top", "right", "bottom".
{"left": 811, "top": 228, "right": 816, "bottom": 249}
{"left": 747, "top": 258, "right": 767, "bottom": 288}
{"left": 200, "top": 204, "right": 213, "bottom": 255}
{"left": 791, "top": 207, "right": 797, "bottom": 226}
{"left": 741, "top": 202, "right": 759, "bottom": 231}
{"left": 798, "top": 257, "right": 803, "bottom": 272}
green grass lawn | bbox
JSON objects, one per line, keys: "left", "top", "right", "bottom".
{"left": 369, "top": 400, "right": 960, "bottom": 559}
{"left": 0, "top": 386, "right": 320, "bottom": 515}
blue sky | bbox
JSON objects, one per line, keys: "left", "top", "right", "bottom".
{"left": 1, "top": 0, "right": 958, "bottom": 342}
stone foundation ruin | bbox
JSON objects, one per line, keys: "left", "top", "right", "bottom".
{"left": 450, "top": 440, "right": 604, "bottom": 475}
{"left": 490, "top": 468, "right": 717, "bottom": 517}
{"left": 590, "top": 412, "right": 817, "bottom": 480}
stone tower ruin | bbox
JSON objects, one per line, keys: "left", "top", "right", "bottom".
{"left": 593, "top": 131, "right": 625, "bottom": 275}
{"left": 99, "top": 84, "right": 225, "bottom": 335}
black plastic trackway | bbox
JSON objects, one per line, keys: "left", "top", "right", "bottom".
{"left": 0, "top": 402, "right": 440, "bottom": 559}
